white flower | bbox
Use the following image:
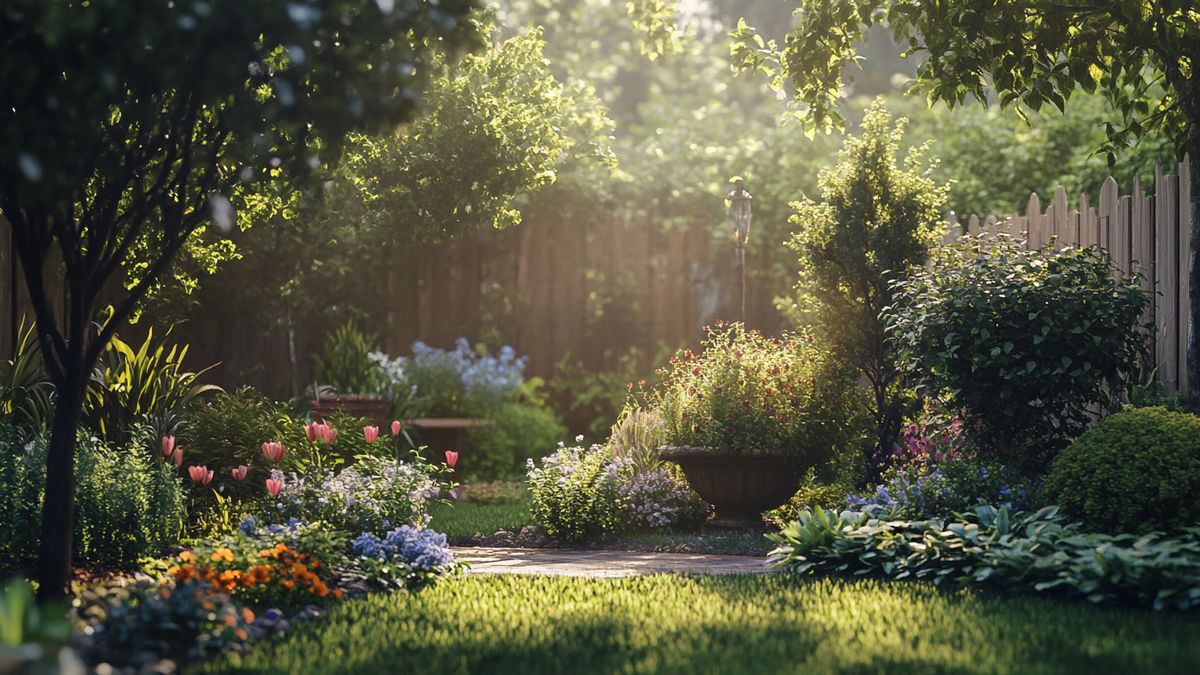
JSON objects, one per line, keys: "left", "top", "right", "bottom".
{"left": 575, "top": 434, "right": 585, "bottom": 443}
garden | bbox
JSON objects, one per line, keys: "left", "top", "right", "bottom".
{"left": 3, "top": 1, "right": 1200, "bottom": 674}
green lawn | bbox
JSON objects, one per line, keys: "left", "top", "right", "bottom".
{"left": 204, "top": 575, "right": 1200, "bottom": 674}
{"left": 428, "top": 499, "right": 532, "bottom": 541}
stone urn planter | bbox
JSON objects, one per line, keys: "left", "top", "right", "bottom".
{"left": 658, "top": 447, "right": 802, "bottom": 521}
{"left": 309, "top": 394, "right": 390, "bottom": 427}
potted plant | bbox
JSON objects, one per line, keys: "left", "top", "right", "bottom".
{"left": 310, "top": 322, "right": 391, "bottom": 426}
{"left": 651, "top": 324, "right": 862, "bottom": 522}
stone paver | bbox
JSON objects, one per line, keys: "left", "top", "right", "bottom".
{"left": 453, "top": 546, "right": 772, "bottom": 577}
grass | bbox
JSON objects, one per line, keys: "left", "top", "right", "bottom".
{"left": 203, "top": 574, "right": 1200, "bottom": 674}
{"left": 429, "top": 499, "right": 532, "bottom": 541}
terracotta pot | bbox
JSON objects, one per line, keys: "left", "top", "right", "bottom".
{"left": 309, "top": 395, "right": 390, "bottom": 427}
{"left": 658, "top": 446, "right": 802, "bottom": 521}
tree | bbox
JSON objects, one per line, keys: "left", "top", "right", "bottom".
{"left": 787, "top": 101, "right": 947, "bottom": 478}
{"left": 730, "top": 0, "right": 1200, "bottom": 411}
{"left": 0, "top": 0, "right": 479, "bottom": 600}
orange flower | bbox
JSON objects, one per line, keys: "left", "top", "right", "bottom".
{"left": 241, "top": 608, "right": 256, "bottom": 623}
{"left": 281, "top": 579, "right": 295, "bottom": 589}
{"left": 211, "top": 548, "right": 236, "bottom": 563}
{"left": 179, "top": 551, "right": 196, "bottom": 562}
{"left": 332, "top": 589, "right": 344, "bottom": 600}
{"left": 311, "top": 581, "right": 329, "bottom": 597}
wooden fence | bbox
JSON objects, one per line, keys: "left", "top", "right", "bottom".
{"left": 945, "top": 156, "right": 1193, "bottom": 394}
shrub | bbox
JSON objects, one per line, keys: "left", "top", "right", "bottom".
{"left": 650, "top": 324, "right": 864, "bottom": 467}
{"left": 465, "top": 402, "right": 565, "bottom": 479}
{"left": 887, "top": 234, "right": 1147, "bottom": 470}
{"left": 0, "top": 427, "right": 184, "bottom": 568}
{"left": 764, "top": 473, "right": 852, "bottom": 529}
{"left": 399, "top": 339, "right": 527, "bottom": 417}
{"left": 1045, "top": 407, "right": 1200, "bottom": 534}
{"left": 526, "top": 443, "right": 708, "bottom": 541}
{"left": 259, "top": 454, "right": 444, "bottom": 534}
{"left": 845, "top": 457, "right": 1037, "bottom": 519}
{"left": 769, "top": 504, "right": 1200, "bottom": 610}
{"left": 787, "top": 100, "right": 948, "bottom": 472}
{"left": 526, "top": 444, "right": 625, "bottom": 542}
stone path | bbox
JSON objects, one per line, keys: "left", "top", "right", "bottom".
{"left": 453, "top": 546, "right": 772, "bottom": 577}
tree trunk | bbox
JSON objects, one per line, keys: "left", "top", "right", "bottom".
{"left": 1188, "top": 128, "right": 1200, "bottom": 413}
{"left": 36, "top": 366, "right": 85, "bottom": 601}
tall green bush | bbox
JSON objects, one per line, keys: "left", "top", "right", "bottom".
{"left": 465, "top": 403, "right": 566, "bottom": 480}
{"left": 887, "top": 234, "right": 1147, "bottom": 471}
{"left": 787, "top": 101, "right": 948, "bottom": 472}
{"left": 0, "top": 426, "right": 184, "bottom": 568}
{"left": 1046, "top": 407, "right": 1200, "bottom": 534}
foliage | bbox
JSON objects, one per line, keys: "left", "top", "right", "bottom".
{"left": 0, "top": 578, "right": 72, "bottom": 658}
{"left": 526, "top": 444, "right": 625, "bottom": 542}
{"left": 348, "top": 526, "right": 456, "bottom": 591}
{"left": 1046, "top": 407, "right": 1200, "bottom": 534}
{"left": 845, "top": 458, "right": 1037, "bottom": 520}
{"left": 465, "top": 403, "right": 566, "bottom": 480}
{"left": 764, "top": 473, "right": 852, "bottom": 529}
{"left": 0, "top": 426, "right": 184, "bottom": 568}
{"left": 178, "top": 387, "right": 309, "bottom": 504}
{"left": 650, "top": 323, "right": 864, "bottom": 465}
{"left": 84, "top": 327, "right": 220, "bottom": 446}
{"left": 314, "top": 323, "right": 382, "bottom": 396}
{"left": 0, "top": 319, "right": 52, "bottom": 437}
{"left": 326, "top": 26, "right": 605, "bottom": 245}
{"left": 887, "top": 235, "right": 1147, "bottom": 470}
{"left": 606, "top": 406, "right": 667, "bottom": 475}
{"left": 259, "top": 454, "right": 443, "bottom": 535}
{"left": 396, "top": 339, "right": 528, "bottom": 418}
{"left": 547, "top": 345, "right": 670, "bottom": 440}
{"left": 203, "top": 575, "right": 1200, "bottom": 674}
{"left": 526, "top": 442, "right": 707, "bottom": 542}
{"left": 75, "top": 580, "right": 255, "bottom": 671}
{"left": 787, "top": 101, "right": 948, "bottom": 471}
{"left": 173, "top": 521, "right": 346, "bottom": 607}
{"left": 770, "top": 504, "right": 1200, "bottom": 610}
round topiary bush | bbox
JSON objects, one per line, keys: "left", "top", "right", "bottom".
{"left": 1045, "top": 407, "right": 1200, "bottom": 534}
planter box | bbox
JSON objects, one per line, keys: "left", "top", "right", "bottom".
{"left": 658, "top": 446, "right": 801, "bottom": 522}
{"left": 309, "top": 395, "right": 390, "bottom": 427}
{"left": 407, "top": 417, "right": 493, "bottom": 468}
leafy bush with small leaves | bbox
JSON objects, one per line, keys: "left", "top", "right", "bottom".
{"left": 526, "top": 443, "right": 708, "bottom": 541}
{"left": 1046, "top": 407, "right": 1200, "bottom": 534}
{"left": 764, "top": 472, "right": 851, "bottom": 529}
{"left": 0, "top": 426, "right": 184, "bottom": 568}
{"left": 887, "top": 234, "right": 1147, "bottom": 471}
{"left": 526, "top": 444, "right": 625, "bottom": 542}
{"left": 465, "top": 402, "right": 565, "bottom": 479}
{"left": 651, "top": 323, "right": 864, "bottom": 467}
{"left": 769, "top": 504, "right": 1200, "bottom": 610}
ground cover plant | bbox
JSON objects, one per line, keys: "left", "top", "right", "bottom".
{"left": 201, "top": 574, "right": 1200, "bottom": 674}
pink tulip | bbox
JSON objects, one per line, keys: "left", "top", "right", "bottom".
{"left": 321, "top": 425, "right": 338, "bottom": 444}
{"left": 304, "top": 422, "right": 319, "bottom": 442}
{"left": 363, "top": 425, "right": 379, "bottom": 444}
{"left": 161, "top": 435, "right": 176, "bottom": 457}
{"left": 445, "top": 450, "right": 459, "bottom": 469}
{"left": 266, "top": 477, "right": 283, "bottom": 497}
{"left": 188, "top": 465, "right": 213, "bottom": 485}
{"left": 231, "top": 465, "right": 249, "bottom": 481}
{"left": 261, "top": 441, "right": 286, "bottom": 464}
{"left": 391, "top": 420, "right": 402, "bottom": 437}
{"left": 170, "top": 446, "right": 183, "bottom": 467}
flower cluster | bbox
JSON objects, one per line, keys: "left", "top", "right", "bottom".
{"left": 527, "top": 443, "right": 709, "bottom": 541}
{"left": 261, "top": 455, "right": 441, "bottom": 533}
{"left": 847, "top": 458, "right": 1038, "bottom": 519}
{"left": 617, "top": 463, "right": 710, "bottom": 530}
{"left": 352, "top": 526, "right": 454, "bottom": 573}
{"left": 401, "top": 338, "right": 527, "bottom": 416}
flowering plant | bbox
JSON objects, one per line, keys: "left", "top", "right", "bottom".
{"left": 347, "top": 525, "right": 456, "bottom": 590}
{"left": 386, "top": 338, "right": 527, "bottom": 417}
{"left": 258, "top": 453, "right": 444, "bottom": 534}
{"left": 171, "top": 521, "right": 347, "bottom": 607}
{"left": 527, "top": 442, "right": 709, "bottom": 541}
{"left": 650, "top": 324, "right": 864, "bottom": 464}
